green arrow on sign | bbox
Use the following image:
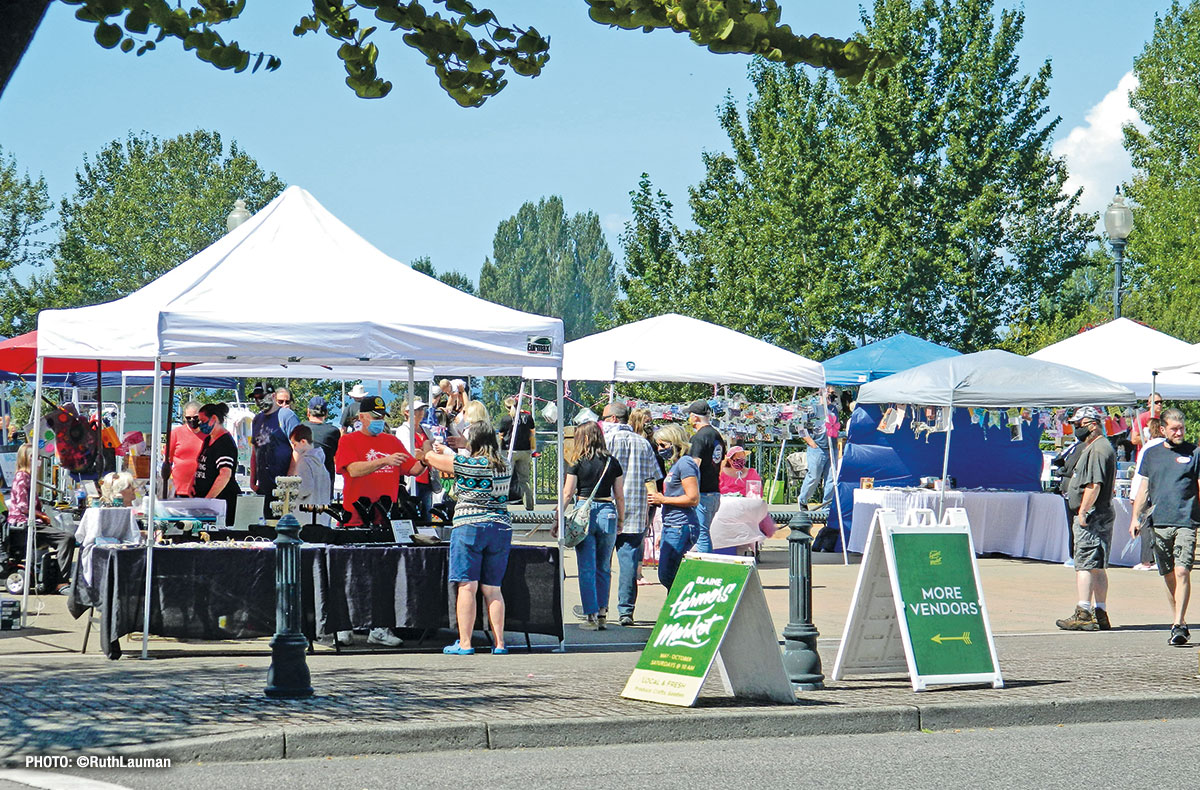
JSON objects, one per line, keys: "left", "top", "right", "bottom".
{"left": 931, "top": 632, "right": 972, "bottom": 645}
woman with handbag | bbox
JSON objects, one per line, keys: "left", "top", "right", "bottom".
{"left": 649, "top": 423, "right": 700, "bottom": 591}
{"left": 423, "top": 422, "right": 514, "bottom": 655}
{"left": 561, "top": 421, "right": 625, "bottom": 630}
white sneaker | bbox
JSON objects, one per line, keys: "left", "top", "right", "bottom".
{"left": 335, "top": 630, "right": 355, "bottom": 646}
{"left": 367, "top": 627, "right": 403, "bottom": 647}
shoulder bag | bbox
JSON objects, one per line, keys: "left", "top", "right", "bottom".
{"left": 561, "top": 455, "right": 612, "bottom": 548}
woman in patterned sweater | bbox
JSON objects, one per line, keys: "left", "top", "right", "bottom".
{"left": 424, "top": 421, "right": 513, "bottom": 655}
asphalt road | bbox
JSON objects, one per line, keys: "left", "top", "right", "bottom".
{"left": 4, "top": 716, "right": 1191, "bottom": 790}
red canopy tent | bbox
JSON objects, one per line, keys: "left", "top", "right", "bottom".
{"left": 0, "top": 332, "right": 163, "bottom": 375}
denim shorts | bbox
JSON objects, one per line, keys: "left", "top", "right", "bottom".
{"left": 448, "top": 521, "right": 513, "bottom": 586}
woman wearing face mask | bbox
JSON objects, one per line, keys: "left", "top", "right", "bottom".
{"left": 649, "top": 423, "right": 700, "bottom": 591}
{"left": 191, "top": 402, "right": 241, "bottom": 527}
{"left": 717, "top": 445, "right": 761, "bottom": 496}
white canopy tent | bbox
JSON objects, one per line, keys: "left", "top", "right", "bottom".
{"left": 1029, "top": 318, "right": 1200, "bottom": 399}
{"left": 857, "top": 349, "right": 1136, "bottom": 512}
{"left": 551, "top": 313, "right": 825, "bottom": 387}
{"left": 27, "top": 186, "right": 567, "bottom": 651}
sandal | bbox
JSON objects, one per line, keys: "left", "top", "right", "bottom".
{"left": 442, "top": 640, "right": 475, "bottom": 655}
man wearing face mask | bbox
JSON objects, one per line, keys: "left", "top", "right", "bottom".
{"left": 1056, "top": 407, "right": 1117, "bottom": 632}
{"left": 334, "top": 395, "right": 426, "bottom": 527}
{"left": 250, "top": 387, "right": 300, "bottom": 520}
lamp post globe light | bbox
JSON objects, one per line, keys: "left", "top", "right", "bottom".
{"left": 1105, "top": 190, "right": 1133, "bottom": 320}
{"left": 226, "top": 198, "right": 251, "bottom": 233}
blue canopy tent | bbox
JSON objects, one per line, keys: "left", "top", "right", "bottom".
{"left": 822, "top": 333, "right": 959, "bottom": 386}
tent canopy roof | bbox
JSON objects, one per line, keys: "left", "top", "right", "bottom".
{"left": 36, "top": 186, "right": 563, "bottom": 373}
{"left": 856, "top": 349, "right": 1136, "bottom": 408}
{"left": 555, "top": 314, "right": 824, "bottom": 387}
{"left": 1029, "top": 318, "right": 1200, "bottom": 399}
{"left": 822, "top": 332, "right": 960, "bottom": 386}
{"left": 0, "top": 331, "right": 162, "bottom": 375}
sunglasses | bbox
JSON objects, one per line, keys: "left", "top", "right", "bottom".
{"left": 184, "top": 416, "right": 201, "bottom": 426}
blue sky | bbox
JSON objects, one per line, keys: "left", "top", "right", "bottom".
{"left": 0, "top": 1, "right": 1175, "bottom": 285}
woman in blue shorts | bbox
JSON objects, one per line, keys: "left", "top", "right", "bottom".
{"left": 424, "top": 421, "right": 513, "bottom": 655}
{"left": 649, "top": 423, "right": 700, "bottom": 591}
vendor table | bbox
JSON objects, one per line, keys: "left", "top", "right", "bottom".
{"left": 849, "top": 487, "right": 1070, "bottom": 563}
{"left": 70, "top": 543, "right": 563, "bottom": 659}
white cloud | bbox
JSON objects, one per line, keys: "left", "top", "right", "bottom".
{"left": 602, "top": 212, "right": 632, "bottom": 235}
{"left": 1052, "top": 71, "right": 1143, "bottom": 219}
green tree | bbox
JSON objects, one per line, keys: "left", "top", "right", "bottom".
{"left": 478, "top": 195, "right": 615, "bottom": 341}
{"left": 1122, "top": 0, "right": 1200, "bottom": 342}
{"left": 1, "top": 1, "right": 893, "bottom": 107}
{"left": 0, "top": 145, "right": 53, "bottom": 336}
{"left": 409, "top": 254, "right": 476, "bottom": 295}
{"left": 618, "top": 0, "right": 1095, "bottom": 356}
{"left": 48, "top": 130, "right": 284, "bottom": 309}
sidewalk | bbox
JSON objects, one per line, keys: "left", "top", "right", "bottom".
{"left": 3, "top": 532, "right": 1199, "bottom": 764}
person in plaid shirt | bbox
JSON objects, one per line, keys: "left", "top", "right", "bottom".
{"left": 603, "top": 402, "right": 663, "bottom": 626}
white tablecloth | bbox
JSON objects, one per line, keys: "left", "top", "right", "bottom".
{"left": 73, "top": 507, "right": 141, "bottom": 586}
{"left": 849, "top": 488, "right": 1070, "bottom": 563}
{"left": 710, "top": 495, "right": 770, "bottom": 550}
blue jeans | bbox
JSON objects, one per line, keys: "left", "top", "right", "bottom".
{"left": 694, "top": 492, "right": 721, "bottom": 553}
{"left": 615, "top": 530, "right": 645, "bottom": 619}
{"left": 575, "top": 502, "right": 618, "bottom": 616}
{"left": 659, "top": 522, "right": 699, "bottom": 591}
{"left": 798, "top": 445, "right": 834, "bottom": 507}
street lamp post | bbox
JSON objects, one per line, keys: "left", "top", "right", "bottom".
{"left": 1105, "top": 190, "right": 1133, "bottom": 320}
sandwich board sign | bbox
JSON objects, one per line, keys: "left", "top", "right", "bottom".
{"left": 832, "top": 507, "right": 1003, "bottom": 691}
{"left": 622, "top": 553, "right": 794, "bottom": 707}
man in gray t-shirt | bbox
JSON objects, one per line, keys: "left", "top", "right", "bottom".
{"left": 1130, "top": 408, "right": 1200, "bottom": 646}
{"left": 1057, "top": 407, "right": 1117, "bottom": 633}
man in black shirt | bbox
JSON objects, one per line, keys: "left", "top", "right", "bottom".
{"left": 303, "top": 396, "right": 341, "bottom": 488}
{"left": 687, "top": 399, "right": 726, "bottom": 553}
{"left": 497, "top": 395, "right": 536, "bottom": 511}
{"left": 1130, "top": 408, "right": 1200, "bottom": 646}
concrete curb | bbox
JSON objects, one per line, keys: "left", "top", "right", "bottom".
{"left": 11, "top": 694, "right": 1195, "bottom": 766}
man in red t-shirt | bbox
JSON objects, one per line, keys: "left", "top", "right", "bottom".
{"left": 334, "top": 395, "right": 426, "bottom": 526}
{"left": 168, "top": 401, "right": 204, "bottom": 496}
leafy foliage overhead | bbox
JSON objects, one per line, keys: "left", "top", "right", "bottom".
{"left": 47, "top": 0, "right": 892, "bottom": 107}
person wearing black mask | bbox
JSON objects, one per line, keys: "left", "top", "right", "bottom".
{"left": 1056, "top": 407, "right": 1116, "bottom": 633}
{"left": 192, "top": 403, "right": 240, "bottom": 527}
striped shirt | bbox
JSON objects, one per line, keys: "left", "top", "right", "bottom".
{"left": 451, "top": 454, "right": 512, "bottom": 528}
{"left": 605, "top": 425, "right": 663, "bottom": 534}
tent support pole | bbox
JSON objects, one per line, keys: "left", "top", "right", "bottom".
{"left": 118, "top": 372, "right": 128, "bottom": 473}
{"left": 939, "top": 394, "right": 954, "bottom": 519}
{"left": 141, "top": 357, "right": 164, "bottom": 660}
{"left": 96, "top": 360, "right": 103, "bottom": 481}
{"left": 20, "top": 355, "right": 44, "bottom": 627}
{"left": 555, "top": 369, "right": 566, "bottom": 653}
{"left": 407, "top": 362, "right": 416, "bottom": 496}
{"left": 771, "top": 386, "right": 798, "bottom": 499}
{"left": 161, "top": 363, "right": 176, "bottom": 498}
{"left": 507, "top": 380, "right": 525, "bottom": 465}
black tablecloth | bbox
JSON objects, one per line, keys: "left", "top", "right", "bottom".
{"left": 72, "top": 544, "right": 562, "bottom": 659}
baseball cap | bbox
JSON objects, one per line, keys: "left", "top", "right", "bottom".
{"left": 686, "top": 399, "right": 710, "bottom": 416}
{"left": 403, "top": 397, "right": 428, "bottom": 412}
{"left": 308, "top": 395, "right": 328, "bottom": 414}
{"left": 1070, "top": 406, "right": 1103, "bottom": 423}
{"left": 360, "top": 395, "right": 387, "bottom": 417}
{"left": 727, "top": 445, "right": 748, "bottom": 458}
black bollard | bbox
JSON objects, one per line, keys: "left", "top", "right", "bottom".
{"left": 781, "top": 512, "right": 825, "bottom": 690}
{"left": 265, "top": 513, "right": 313, "bottom": 698}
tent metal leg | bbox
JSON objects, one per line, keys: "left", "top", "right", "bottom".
{"left": 140, "top": 357, "right": 164, "bottom": 660}
{"left": 554, "top": 369, "right": 566, "bottom": 653}
{"left": 21, "top": 356, "right": 44, "bottom": 627}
